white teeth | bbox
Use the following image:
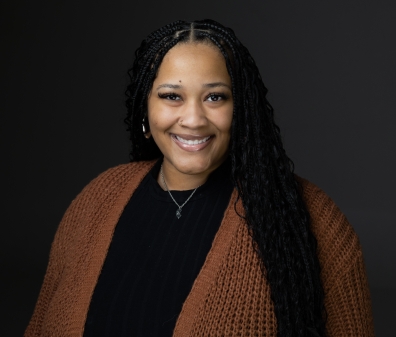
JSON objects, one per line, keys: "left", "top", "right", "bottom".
{"left": 175, "top": 135, "right": 210, "bottom": 145}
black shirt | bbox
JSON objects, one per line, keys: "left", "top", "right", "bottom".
{"left": 84, "top": 159, "right": 234, "bottom": 337}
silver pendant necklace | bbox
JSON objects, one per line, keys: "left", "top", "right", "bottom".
{"left": 160, "top": 164, "right": 200, "bottom": 219}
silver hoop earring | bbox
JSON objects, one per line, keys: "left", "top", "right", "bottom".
{"left": 142, "top": 117, "right": 151, "bottom": 139}
{"left": 142, "top": 116, "right": 147, "bottom": 134}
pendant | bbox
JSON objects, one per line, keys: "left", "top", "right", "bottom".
{"left": 176, "top": 208, "right": 182, "bottom": 219}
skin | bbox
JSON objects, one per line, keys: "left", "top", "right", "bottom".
{"left": 147, "top": 42, "right": 233, "bottom": 191}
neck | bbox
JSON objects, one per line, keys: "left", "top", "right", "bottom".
{"left": 158, "top": 162, "right": 214, "bottom": 191}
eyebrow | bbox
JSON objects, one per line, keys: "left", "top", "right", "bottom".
{"left": 156, "top": 82, "right": 231, "bottom": 91}
{"left": 156, "top": 84, "right": 182, "bottom": 90}
{"left": 203, "top": 82, "right": 231, "bottom": 89}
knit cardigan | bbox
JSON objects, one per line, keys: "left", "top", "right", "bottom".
{"left": 25, "top": 161, "right": 375, "bottom": 337}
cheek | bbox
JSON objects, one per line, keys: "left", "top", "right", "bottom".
{"left": 148, "top": 108, "right": 175, "bottom": 133}
{"left": 214, "top": 109, "right": 233, "bottom": 134}
{"left": 147, "top": 101, "right": 163, "bottom": 130}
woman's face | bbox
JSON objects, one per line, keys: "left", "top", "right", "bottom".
{"left": 147, "top": 42, "right": 233, "bottom": 187}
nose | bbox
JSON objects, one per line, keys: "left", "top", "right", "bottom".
{"left": 179, "top": 100, "right": 208, "bottom": 129}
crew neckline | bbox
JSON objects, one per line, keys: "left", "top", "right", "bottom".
{"left": 147, "top": 158, "right": 232, "bottom": 203}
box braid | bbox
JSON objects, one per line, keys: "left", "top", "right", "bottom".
{"left": 125, "top": 19, "right": 326, "bottom": 337}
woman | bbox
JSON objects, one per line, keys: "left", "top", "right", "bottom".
{"left": 25, "top": 19, "right": 374, "bottom": 336}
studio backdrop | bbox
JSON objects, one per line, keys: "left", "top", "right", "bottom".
{"left": 1, "top": 0, "right": 395, "bottom": 336}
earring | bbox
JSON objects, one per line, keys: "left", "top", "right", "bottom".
{"left": 142, "top": 117, "right": 151, "bottom": 139}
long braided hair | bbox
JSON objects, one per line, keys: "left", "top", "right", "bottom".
{"left": 125, "top": 19, "right": 326, "bottom": 337}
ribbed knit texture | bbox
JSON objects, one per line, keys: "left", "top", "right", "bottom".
{"left": 25, "top": 161, "right": 375, "bottom": 337}
{"left": 83, "top": 159, "right": 234, "bottom": 336}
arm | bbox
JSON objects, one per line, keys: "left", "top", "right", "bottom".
{"left": 325, "top": 252, "right": 374, "bottom": 336}
{"left": 24, "top": 197, "right": 80, "bottom": 336}
{"left": 298, "top": 176, "right": 375, "bottom": 336}
{"left": 24, "top": 167, "right": 118, "bottom": 336}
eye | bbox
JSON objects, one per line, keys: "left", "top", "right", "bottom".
{"left": 158, "top": 92, "right": 181, "bottom": 101}
{"left": 206, "top": 93, "right": 227, "bottom": 102}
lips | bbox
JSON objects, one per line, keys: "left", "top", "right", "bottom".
{"left": 171, "top": 134, "right": 213, "bottom": 152}
{"left": 175, "top": 135, "right": 211, "bottom": 145}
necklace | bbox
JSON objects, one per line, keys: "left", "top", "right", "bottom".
{"left": 160, "top": 164, "right": 200, "bottom": 219}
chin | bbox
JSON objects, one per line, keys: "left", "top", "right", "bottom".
{"left": 176, "top": 162, "right": 210, "bottom": 175}
{"left": 172, "top": 157, "right": 222, "bottom": 176}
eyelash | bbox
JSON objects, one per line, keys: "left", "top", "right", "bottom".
{"left": 158, "top": 92, "right": 180, "bottom": 100}
{"left": 157, "top": 92, "right": 228, "bottom": 102}
{"left": 207, "top": 92, "right": 228, "bottom": 102}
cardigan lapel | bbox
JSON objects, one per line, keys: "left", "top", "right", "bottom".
{"left": 173, "top": 189, "right": 243, "bottom": 336}
{"left": 71, "top": 161, "right": 156, "bottom": 334}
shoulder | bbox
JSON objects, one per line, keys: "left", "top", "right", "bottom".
{"left": 59, "top": 161, "right": 156, "bottom": 230}
{"left": 296, "top": 176, "right": 363, "bottom": 288}
{"left": 81, "top": 161, "right": 156, "bottom": 193}
{"left": 51, "top": 160, "right": 156, "bottom": 254}
{"left": 73, "top": 161, "right": 156, "bottom": 203}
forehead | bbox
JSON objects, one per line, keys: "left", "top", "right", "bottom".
{"left": 155, "top": 42, "right": 230, "bottom": 83}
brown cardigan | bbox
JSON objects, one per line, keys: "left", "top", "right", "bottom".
{"left": 25, "top": 161, "right": 375, "bottom": 336}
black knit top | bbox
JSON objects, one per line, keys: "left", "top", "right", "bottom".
{"left": 84, "top": 159, "right": 234, "bottom": 337}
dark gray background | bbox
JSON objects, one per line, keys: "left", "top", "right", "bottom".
{"left": 1, "top": 0, "right": 395, "bottom": 336}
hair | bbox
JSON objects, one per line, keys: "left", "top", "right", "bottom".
{"left": 125, "top": 19, "right": 326, "bottom": 337}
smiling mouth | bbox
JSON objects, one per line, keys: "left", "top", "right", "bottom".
{"left": 175, "top": 135, "right": 211, "bottom": 145}
{"left": 171, "top": 134, "right": 213, "bottom": 152}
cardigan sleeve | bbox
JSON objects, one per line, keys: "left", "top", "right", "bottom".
{"left": 325, "top": 252, "right": 374, "bottom": 336}
{"left": 299, "top": 177, "right": 375, "bottom": 336}
{"left": 24, "top": 167, "right": 121, "bottom": 336}
{"left": 24, "top": 195, "right": 81, "bottom": 336}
